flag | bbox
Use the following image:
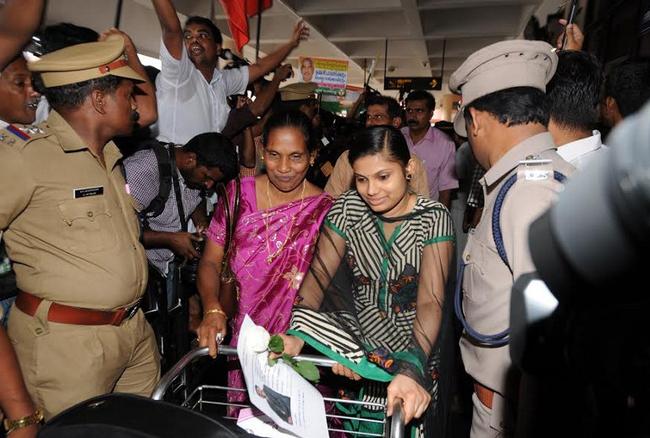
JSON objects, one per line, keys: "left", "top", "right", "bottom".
{"left": 246, "top": 0, "right": 272, "bottom": 17}
{"left": 220, "top": 0, "right": 249, "bottom": 51}
{"left": 220, "top": 0, "right": 273, "bottom": 52}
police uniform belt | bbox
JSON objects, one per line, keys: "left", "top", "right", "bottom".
{"left": 16, "top": 291, "right": 140, "bottom": 326}
{"left": 474, "top": 382, "right": 495, "bottom": 409}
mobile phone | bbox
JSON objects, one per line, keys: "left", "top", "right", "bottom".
{"left": 561, "top": 0, "right": 579, "bottom": 50}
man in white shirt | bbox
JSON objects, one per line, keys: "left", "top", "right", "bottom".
{"left": 151, "top": 0, "right": 309, "bottom": 144}
{"left": 547, "top": 50, "right": 607, "bottom": 169}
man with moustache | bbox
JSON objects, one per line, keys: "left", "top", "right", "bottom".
{"left": 402, "top": 90, "right": 458, "bottom": 208}
{"left": 0, "top": 2, "right": 46, "bottom": 436}
{"left": 0, "top": 37, "right": 159, "bottom": 419}
{"left": 0, "top": 55, "right": 40, "bottom": 127}
{"left": 0, "top": 54, "right": 42, "bottom": 326}
{"left": 151, "top": 0, "right": 309, "bottom": 144}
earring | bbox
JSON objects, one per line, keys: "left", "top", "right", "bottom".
{"left": 309, "top": 159, "right": 315, "bottom": 167}
{"left": 406, "top": 174, "right": 412, "bottom": 181}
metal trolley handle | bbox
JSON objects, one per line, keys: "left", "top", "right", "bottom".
{"left": 151, "top": 346, "right": 405, "bottom": 435}
{"left": 152, "top": 346, "right": 336, "bottom": 400}
{"left": 390, "top": 403, "right": 404, "bottom": 438}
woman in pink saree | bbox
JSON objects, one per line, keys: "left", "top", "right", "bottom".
{"left": 196, "top": 110, "right": 333, "bottom": 405}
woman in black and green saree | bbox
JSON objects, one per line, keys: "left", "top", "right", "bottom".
{"left": 275, "top": 125, "right": 456, "bottom": 437}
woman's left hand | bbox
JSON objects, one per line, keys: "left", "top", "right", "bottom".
{"left": 386, "top": 374, "right": 431, "bottom": 425}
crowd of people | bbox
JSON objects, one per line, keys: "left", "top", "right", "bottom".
{"left": 1, "top": 1, "right": 649, "bottom": 437}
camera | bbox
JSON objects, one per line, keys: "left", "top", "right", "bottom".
{"left": 179, "top": 236, "right": 205, "bottom": 286}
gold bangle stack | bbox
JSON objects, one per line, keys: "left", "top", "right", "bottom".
{"left": 3, "top": 409, "right": 44, "bottom": 435}
{"left": 204, "top": 307, "right": 227, "bottom": 319}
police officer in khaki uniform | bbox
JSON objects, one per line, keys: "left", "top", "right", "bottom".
{"left": 449, "top": 41, "right": 574, "bottom": 437}
{"left": 278, "top": 81, "right": 320, "bottom": 118}
{"left": 0, "top": 37, "right": 160, "bottom": 420}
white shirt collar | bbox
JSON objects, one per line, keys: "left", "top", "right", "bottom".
{"left": 557, "top": 130, "right": 604, "bottom": 164}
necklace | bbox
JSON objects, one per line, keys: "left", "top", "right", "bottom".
{"left": 264, "top": 178, "right": 306, "bottom": 264}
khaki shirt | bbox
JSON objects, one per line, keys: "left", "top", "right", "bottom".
{"left": 459, "top": 132, "right": 574, "bottom": 395}
{"left": 324, "top": 150, "right": 430, "bottom": 198}
{"left": 0, "top": 111, "right": 147, "bottom": 309}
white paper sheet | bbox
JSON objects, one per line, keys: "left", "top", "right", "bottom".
{"left": 236, "top": 408, "right": 295, "bottom": 438}
{"left": 237, "top": 315, "right": 329, "bottom": 438}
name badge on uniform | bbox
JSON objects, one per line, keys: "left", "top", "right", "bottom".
{"left": 73, "top": 186, "right": 104, "bottom": 199}
{"left": 517, "top": 159, "right": 553, "bottom": 181}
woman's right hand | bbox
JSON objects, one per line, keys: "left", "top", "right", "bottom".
{"left": 197, "top": 311, "right": 228, "bottom": 358}
{"left": 386, "top": 374, "right": 431, "bottom": 425}
{"left": 269, "top": 333, "right": 305, "bottom": 359}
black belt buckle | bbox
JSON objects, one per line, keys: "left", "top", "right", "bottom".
{"left": 125, "top": 302, "right": 140, "bottom": 321}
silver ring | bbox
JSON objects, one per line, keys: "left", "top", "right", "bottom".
{"left": 216, "top": 333, "right": 224, "bottom": 344}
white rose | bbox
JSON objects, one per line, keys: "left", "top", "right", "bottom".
{"left": 247, "top": 325, "right": 271, "bottom": 353}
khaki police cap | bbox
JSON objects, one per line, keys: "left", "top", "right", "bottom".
{"left": 280, "top": 82, "right": 318, "bottom": 102}
{"left": 28, "top": 35, "right": 145, "bottom": 88}
{"left": 449, "top": 40, "right": 557, "bottom": 137}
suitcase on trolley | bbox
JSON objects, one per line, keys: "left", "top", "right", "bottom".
{"left": 152, "top": 345, "right": 406, "bottom": 438}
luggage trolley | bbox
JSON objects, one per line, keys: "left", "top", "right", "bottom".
{"left": 152, "top": 346, "right": 405, "bottom": 438}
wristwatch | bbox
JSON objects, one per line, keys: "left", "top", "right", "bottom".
{"left": 3, "top": 409, "right": 44, "bottom": 435}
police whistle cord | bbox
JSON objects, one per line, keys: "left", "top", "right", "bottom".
{"left": 493, "top": 171, "right": 567, "bottom": 272}
{"left": 454, "top": 262, "right": 510, "bottom": 347}
{"left": 454, "top": 170, "right": 567, "bottom": 347}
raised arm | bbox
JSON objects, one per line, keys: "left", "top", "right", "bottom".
{"left": 556, "top": 18, "right": 584, "bottom": 52}
{"left": 99, "top": 28, "right": 158, "bottom": 127}
{"left": 0, "top": 0, "right": 44, "bottom": 69}
{"left": 247, "top": 21, "right": 309, "bottom": 83}
{"left": 239, "top": 127, "right": 257, "bottom": 171}
{"left": 248, "top": 64, "right": 292, "bottom": 116}
{"left": 150, "top": 0, "right": 183, "bottom": 60}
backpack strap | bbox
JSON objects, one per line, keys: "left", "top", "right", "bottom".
{"left": 140, "top": 142, "right": 173, "bottom": 228}
{"left": 168, "top": 146, "right": 188, "bottom": 232}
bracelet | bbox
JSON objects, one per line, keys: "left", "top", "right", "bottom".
{"left": 3, "top": 409, "right": 44, "bottom": 435}
{"left": 205, "top": 308, "right": 227, "bottom": 319}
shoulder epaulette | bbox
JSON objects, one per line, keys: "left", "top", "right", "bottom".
{"left": 0, "top": 124, "right": 48, "bottom": 148}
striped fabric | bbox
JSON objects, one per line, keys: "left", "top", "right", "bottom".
{"left": 292, "top": 190, "right": 454, "bottom": 374}
{"left": 291, "top": 190, "right": 453, "bottom": 436}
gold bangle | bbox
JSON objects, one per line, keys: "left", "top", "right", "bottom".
{"left": 204, "top": 308, "right": 227, "bottom": 319}
{"left": 3, "top": 409, "right": 44, "bottom": 435}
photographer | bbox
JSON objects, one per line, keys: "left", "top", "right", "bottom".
{"left": 123, "top": 132, "right": 238, "bottom": 368}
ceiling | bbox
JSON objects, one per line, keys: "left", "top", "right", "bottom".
{"left": 42, "top": 0, "right": 565, "bottom": 96}
{"left": 209, "top": 0, "right": 564, "bottom": 92}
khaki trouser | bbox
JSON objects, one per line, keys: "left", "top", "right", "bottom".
{"left": 470, "top": 391, "right": 514, "bottom": 438}
{"left": 7, "top": 301, "right": 160, "bottom": 420}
